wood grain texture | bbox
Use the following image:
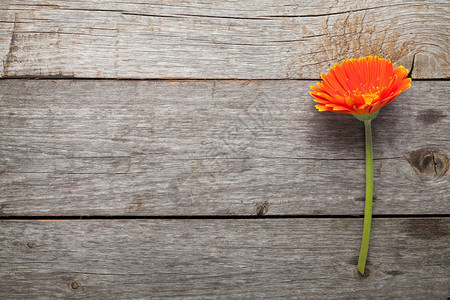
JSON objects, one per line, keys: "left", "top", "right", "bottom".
{"left": 0, "top": 218, "right": 448, "bottom": 299}
{"left": 0, "top": 80, "right": 448, "bottom": 216}
{"left": 0, "top": 0, "right": 448, "bottom": 79}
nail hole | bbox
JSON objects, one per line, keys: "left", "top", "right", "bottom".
{"left": 70, "top": 281, "right": 80, "bottom": 290}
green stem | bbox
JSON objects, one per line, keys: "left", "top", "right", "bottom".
{"left": 357, "top": 120, "right": 373, "bottom": 275}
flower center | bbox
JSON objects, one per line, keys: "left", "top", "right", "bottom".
{"left": 361, "top": 93, "right": 379, "bottom": 105}
{"left": 350, "top": 84, "right": 382, "bottom": 106}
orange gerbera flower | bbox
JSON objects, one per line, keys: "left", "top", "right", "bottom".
{"left": 310, "top": 56, "right": 411, "bottom": 120}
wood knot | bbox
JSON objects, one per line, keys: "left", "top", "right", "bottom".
{"left": 255, "top": 201, "right": 268, "bottom": 216}
{"left": 26, "top": 242, "right": 36, "bottom": 248}
{"left": 355, "top": 265, "right": 374, "bottom": 280}
{"left": 408, "top": 148, "right": 448, "bottom": 179}
{"left": 70, "top": 280, "right": 85, "bottom": 292}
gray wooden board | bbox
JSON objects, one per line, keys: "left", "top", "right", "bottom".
{"left": 0, "top": 218, "right": 448, "bottom": 299}
{"left": 0, "top": 0, "right": 448, "bottom": 79}
{"left": 0, "top": 80, "right": 448, "bottom": 216}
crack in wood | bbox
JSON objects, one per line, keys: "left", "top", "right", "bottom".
{"left": 121, "top": 12, "right": 183, "bottom": 19}
{"left": 3, "top": 13, "right": 18, "bottom": 77}
{"left": 264, "top": 4, "right": 407, "bottom": 18}
{"left": 408, "top": 52, "right": 417, "bottom": 78}
{"left": 175, "top": 13, "right": 273, "bottom": 20}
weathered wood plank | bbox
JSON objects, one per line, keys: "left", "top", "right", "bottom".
{"left": 0, "top": 218, "right": 448, "bottom": 299}
{"left": 0, "top": 80, "right": 448, "bottom": 216}
{"left": 0, "top": 0, "right": 448, "bottom": 79}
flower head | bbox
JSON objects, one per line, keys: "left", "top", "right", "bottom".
{"left": 310, "top": 56, "right": 411, "bottom": 121}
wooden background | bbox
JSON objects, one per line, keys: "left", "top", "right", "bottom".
{"left": 0, "top": 1, "right": 449, "bottom": 299}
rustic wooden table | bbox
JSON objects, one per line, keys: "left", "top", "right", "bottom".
{"left": 0, "top": 1, "right": 449, "bottom": 299}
